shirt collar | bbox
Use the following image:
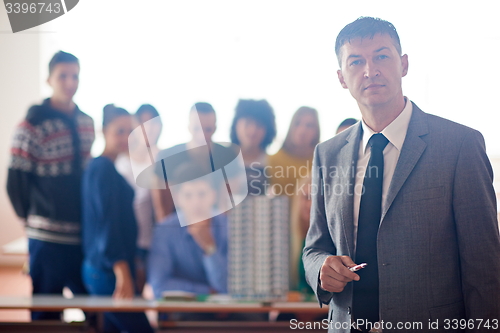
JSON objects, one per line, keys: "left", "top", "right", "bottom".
{"left": 361, "top": 97, "right": 413, "bottom": 153}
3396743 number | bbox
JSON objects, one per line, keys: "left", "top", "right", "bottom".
{"left": 443, "top": 319, "right": 499, "bottom": 330}
{"left": 5, "top": 2, "right": 61, "bottom": 14}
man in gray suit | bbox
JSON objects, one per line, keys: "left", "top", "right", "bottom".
{"left": 303, "top": 17, "right": 500, "bottom": 332}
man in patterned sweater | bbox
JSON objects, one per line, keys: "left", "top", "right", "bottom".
{"left": 6, "top": 51, "right": 95, "bottom": 320}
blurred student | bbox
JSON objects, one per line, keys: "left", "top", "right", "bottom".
{"left": 148, "top": 163, "right": 227, "bottom": 320}
{"left": 336, "top": 117, "right": 358, "bottom": 134}
{"left": 115, "top": 104, "right": 162, "bottom": 293}
{"left": 290, "top": 175, "right": 313, "bottom": 294}
{"left": 81, "top": 105, "right": 153, "bottom": 333}
{"left": 268, "top": 107, "right": 320, "bottom": 197}
{"left": 134, "top": 103, "right": 162, "bottom": 157}
{"left": 152, "top": 102, "right": 235, "bottom": 221}
{"left": 230, "top": 99, "right": 276, "bottom": 195}
{"left": 279, "top": 174, "right": 326, "bottom": 322}
{"left": 6, "top": 51, "right": 95, "bottom": 320}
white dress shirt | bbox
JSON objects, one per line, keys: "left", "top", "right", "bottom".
{"left": 353, "top": 97, "right": 413, "bottom": 250}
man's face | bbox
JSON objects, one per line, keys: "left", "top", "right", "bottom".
{"left": 175, "top": 180, "right": 216, "bottom": 222}
{"left": 47, "top": 62, "right": 80, "bottom": 101}
{"left": 189, "top": 111, "right": 216, "bottom": 145}
{"left": 337, "top": 33, "right": 408, "bottom": 110}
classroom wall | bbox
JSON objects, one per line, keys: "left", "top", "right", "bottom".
{"left": 0, "top": 11, "right": 42, "bottom": 266}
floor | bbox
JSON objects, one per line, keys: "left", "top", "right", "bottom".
{"left": 0, "top": 265, "right": 31, "bottom": 322}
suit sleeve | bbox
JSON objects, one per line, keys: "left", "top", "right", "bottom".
{"left": 6, "top": 121, "right": 39, "bottom": 222}
{"left": 452, "top": 129, "right": 500, "bottom": 330}
{"left": 302, "top": 145, "right": 337, "bottom": 307}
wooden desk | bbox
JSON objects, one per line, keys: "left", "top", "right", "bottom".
{"left": 0, "top": 296, "right": 328, "bottom": 332}
{"left": 0, "top": 295, "right": 327, "bottom": 313}
{"left": 0, "top": 321, "right": 326, "bottom": 333}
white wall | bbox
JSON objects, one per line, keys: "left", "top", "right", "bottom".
{"left": 0, "top": 11, "right": 42, "bottom": 266}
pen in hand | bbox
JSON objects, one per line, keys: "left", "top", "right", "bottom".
{"left": 349, "top": 263, "right": 367, "bottom": 272}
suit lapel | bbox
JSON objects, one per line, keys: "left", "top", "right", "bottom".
{"left": 381, "top": 103, "right": 429, "bottom": 222}
{"left": 338, "top": 123, "right": 362, "bottom": 257}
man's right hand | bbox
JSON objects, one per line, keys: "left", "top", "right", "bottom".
{"left": 319, "top": 256, "right": 360, "bottom": 293}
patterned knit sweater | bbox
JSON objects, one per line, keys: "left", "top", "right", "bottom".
{"left": 7, "top": 98, "right": 95, "bottom": 245}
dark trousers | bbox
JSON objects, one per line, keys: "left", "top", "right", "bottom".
{"left": 29, "top": 238, "right": 88, "bottom": 320}
{"left": 82, "top": 262, "right": 154, "bottom": 333}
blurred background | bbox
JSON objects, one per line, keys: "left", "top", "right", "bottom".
{"left": 1, "top": 0, "right": 499, "bottom": 262}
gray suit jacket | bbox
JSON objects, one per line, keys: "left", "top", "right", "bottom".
{"left": 303, "top": 103, "right": 500, "bottom": 332}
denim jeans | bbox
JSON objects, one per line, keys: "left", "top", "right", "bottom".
{"left": 29, "top": 238, "right": 87, "bottom": 320}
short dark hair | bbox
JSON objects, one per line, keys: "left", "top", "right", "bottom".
{"left": 230, "top": 99, "right": 276, "bottom": 151}
{"left": 335, "top": 17, "right": 402, "bottom": 67}
{"left": 48, "top": 51, "right": 79, "bottom": 75}
{"left": 103, "top": 104, "right": 129, "bottom": 128}
{"left": 338, "top": 118, "right": 358, "bottom": 129}
{"left": 136, "top": 104, "right": 160, "bottom": 121}
{"left": 191, "top": 102, "right": 215, "bottom": 114}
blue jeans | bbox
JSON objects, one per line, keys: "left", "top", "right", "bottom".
{"left": 29, "top": 238, "right": 88, "bottom": 320}
{"left": 82, "top": 262, "right": 154, "bottom": 333}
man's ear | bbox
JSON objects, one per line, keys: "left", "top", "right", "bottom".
{"left": 337, "top": 69, "right": 348, "bottom": 89}
{"left": 401, "top": 54, "right": 409, "bottom": 77}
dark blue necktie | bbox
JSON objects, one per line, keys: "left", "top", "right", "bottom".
{"left": 353, "top": 133, "right": 389, "bottom": 331}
